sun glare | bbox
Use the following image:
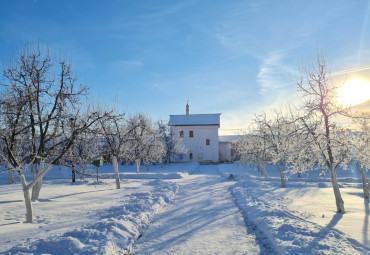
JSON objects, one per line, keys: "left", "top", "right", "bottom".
{"left": 337, "top": 80, "right": 370, "bottom": 106}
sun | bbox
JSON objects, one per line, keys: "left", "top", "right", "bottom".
{"left": 337, "top": 80, "right": 370, "bottom": 107}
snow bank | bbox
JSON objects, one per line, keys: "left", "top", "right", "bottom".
{"left": 120, "top": 172, "right": 188, "bottom": 179}
{"left": 218, "top": 162, "right": 365, "bottom": 184}
{"left": 230, "top": 175, "right": 370, "bottom": 255}
{"left": 3, "top": 179, "right": 179, "bottom": 254}
{"left": 0, "top": 162, "right": 198, "bottom": 186}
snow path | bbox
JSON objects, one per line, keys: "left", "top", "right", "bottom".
{"left": 131, "top": 164, "right": 261, "bottom": 255}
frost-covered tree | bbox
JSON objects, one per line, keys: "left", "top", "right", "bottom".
{"left": 296, "top": 50, "right": 354, "bottom": 213}
{"left": 349, "top": 119, "right": 370, "bottom": 199}
{"left": 0, "top": 43, "right": 110, "bottom": 222}
{"left": 99, "top": 111, "right": 135, "bottom": 189}
{"left": 61, "top": 119, "right": 103, "bottom": 183}
{"left": 234, "top": 106, "right": 317, "bottom": 182}
{"left": 124, "top": 114, "right": 165, "bottom": 173}
{"left": 157, "top": 120, "right": 186, "bottom": 164}
{"left": 284, "top": 108, "right": 318, "bottom": 178}
{"left": 233, "top": 133, "right": 269, "bottom": 177}
{"left": 286, "top": 128, "right": 316, "bottom": 178}
{"left": 252, "top": 111, "right": 298, "bottom": 188}
{"left": 141, "top": 134, "right": 166, "bottom": 171}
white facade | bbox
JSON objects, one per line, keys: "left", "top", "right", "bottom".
{"left": 168, "top": 110, "right": 221, "bottom": 163}
{"left": 170, "top": 125, "right": 219, "bottom": 162}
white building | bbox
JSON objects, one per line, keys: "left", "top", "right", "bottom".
{"left": 168, "top": 104, "right": 221, "bottom": 163}
{"left": 219, "top": 135, "right": 241, "bottom": 162}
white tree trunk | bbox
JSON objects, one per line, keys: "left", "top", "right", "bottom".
{"left": 31, "top": 163, "right": 53, "bottom": 201}
{"left": 31, "top": 163, "right": 42, "bottom": 201}
{"left": 112, "top": 155, "right": 121, "bottom": 189}
{"left": 135, "top": 159, "right": 141, "bottom": 174}
{"left": 258, "top": 163, "right": 268, "bottom": 177}
{"left": 31, "top": 161, "right": 45, "bottom": 201}
{"left": 277, "top": 164, "right": 286, "bottom": 188}
{"left": 359, "top": 164, "right": 369, "bottom": 200}
{"left": 329, "top": 164, "right": 345, "bottom": 213}
{"left": 19, "top": 171, "right": 33, "bottom": 222}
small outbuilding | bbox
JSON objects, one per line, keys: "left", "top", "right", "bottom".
{"left": 218, "top": 135, "right": 241, "bottom": 162}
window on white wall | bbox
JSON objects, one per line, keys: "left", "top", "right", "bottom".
{"left": 180, "top": 131, "right": 184, "bottom": 138}
{"left": 189, "top": 153, "right": 193, "bottom": 160}
{"left": 206, "top": 139, "right": 210, "bottom": 146}
{"left": 189, "top": 131, "right": 194, "bottom": 138}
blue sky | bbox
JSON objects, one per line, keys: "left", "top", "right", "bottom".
{"left": 1, "top": 0, "right": 370, "bottom": 134}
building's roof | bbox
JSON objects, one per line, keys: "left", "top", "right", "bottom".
{"left": 168, "top": 114, "right": 221, "bottom": 126}
{"left": 218, "top": 135, "right": 242, "bottom": 143}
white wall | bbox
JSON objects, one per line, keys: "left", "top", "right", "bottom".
{"left": 219, "top": 142, "right": 231, "bottom": 162}
{"left": 171, "top": 125, "right": 219, "bottom": 162}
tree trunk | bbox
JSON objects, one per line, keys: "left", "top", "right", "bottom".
{"left": 146, "top": 163, "right": 150, "bottom": 171}
{"left": 329, "top": 164, "right": 345, "bottom": 213}
{"left": 72, "top": 164, "right": 76, "bottom": 182}
{"left": 277, "top": 164, "right": 286, "bottom": 188}
{"left": 72, "top": 164, "right": 76, "bottom": 183}
{"left": 112, "top": 155, "right": 121, "bottom": 189}
{"left": 8, "top": 168, "right": 15, "bottom": 184}
{"left": 96, "top": 167, "right": 99, "bottom": 183}
{"left": 298, "top": 172, "right": 302, "bottom": 178}
{"left": 257, "top": 164, "right": 262, "bottom": 174}
{"left": 135, "top": 159, "right": 141, "bottom": 174}
{"left": 31, "top": 163, "right": 53, "bottom": 201}
{"left": 19, "top": 171, "right": 33, "bottom": 222}
{"left": 258, "top": 163, "right": 268, "bottom": 177}
{"left": 31, "top": 163, "right": 43, "bottom": 201}
{"left": 359, "top": 164, "right": 369, "bottom": 200}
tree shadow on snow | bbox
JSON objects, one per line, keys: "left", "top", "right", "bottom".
{"left": 347, "top": 191, "right": 366, "bottom": 198}
{"left": 303, "top": 213, "right": 343, "bottom": 252}
{"left": 305, "top": 213, "right": 370, "bottom": 253}
{"left": 41, "top": 188, "right": 114, "bottom": 201}
{"left": 0, "top": 199, "right": 22, "bottom": 204}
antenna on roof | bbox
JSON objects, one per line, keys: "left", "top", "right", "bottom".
{"left": 186, "top": 100, "right": 190, "bottom": 115}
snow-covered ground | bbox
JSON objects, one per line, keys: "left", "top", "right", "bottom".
{"left": 131, "top": 164, "right": 262, "bottom": 255}
{"left": 219, "top": 163, "right": 370, "bottom": 254}
{"left": 1, "top": 162, "right": 369, "bottom": 254}
{"left": 0, "top": 163, "right": 196, "bottom": 254}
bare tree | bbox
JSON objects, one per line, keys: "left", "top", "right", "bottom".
{"left": 296, "top": 50, "right": 353, "bottom": 213}
{"left": 0, "top": 43, "right": 110, "bottom": 222}
{"left": 98, "top": 111, "right": 133, "bottom": 189}
{"left": 61, "top": 119, "right": 103, "bottom": 183}
{"left": 124, "top": 114, "right": 164, "bottom": 173}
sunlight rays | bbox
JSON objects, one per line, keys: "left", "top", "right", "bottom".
{"left": 337, "top": 80, "right": 370, "bottom": 106}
